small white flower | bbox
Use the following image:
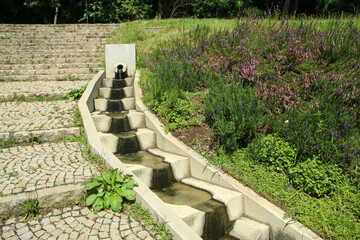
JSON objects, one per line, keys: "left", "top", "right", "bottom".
{"left": 285, "top": 120, "right": 289, "bottom": 124}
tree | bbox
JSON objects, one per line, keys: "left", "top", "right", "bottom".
{"left": 24, "top": 0, "right": 61, "bottom": 24}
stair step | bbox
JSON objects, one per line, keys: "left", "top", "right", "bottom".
{"left": 229, "top": 218, "right": 270, "bottom": 240}
{"left": 92, "top": 110, "right": 144, "bottom": 133}
{"left": 182, "top": 177, "right": 243, "bottom": 221}
{"left": 94, "top": 98, "right": 135, "bottom": 112}
{"left": 154, "top": 182, "right": 230, "bottom": 240}
{"left": 98, "top": 132, "right": 139, "bottom": 155}
{"left": 102, "top": 77, "right": 134, "bottom": 88}
{"left": 99, "top": 87, "right": 134, "bottom": 99}
{"left": 118, "top": 151, "right": 174, "bottom": 190}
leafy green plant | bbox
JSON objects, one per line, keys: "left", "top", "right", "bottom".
{"left": 0, "top": 138, "right": 19, "bottom": 148}
{"left": 18, "top": 200, "right": 40, "bottom": 221}
{"left": 85, "top": 169, "right": 137, "bottom": 212}
{"left": 288, "top": 156, "right": 341, "bottom": 197}
{"left": 205, "top": 84, "right": 263, "bottom": 151}
{"left": 27, "top": 133, "right": 41, "bottom": 144}
{"left": 63, "top": 84, "right": 87, "bottom": 101}
{"left": 248, "top": 134, "right": 297, "bottom": 172}
{"left": 144, "top": 90, "right": 202, "bottom": 132}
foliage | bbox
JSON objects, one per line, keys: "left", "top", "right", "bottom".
{"left": 82, "top": 0, "right": 152, "bottom": 23}
{"left": 274, "top": 103, "right": 360, "bottom": 170}
{"left": 17, "top": 200, "right": 40, "bottom": 221}
{"left": 288, "top": 156, "right": 341, "bottom": 197}
{"left": 205, "top": 84, "right": 263, "bottom": 151}
{"left": 248, "top": 134, "right": 296, "bottom": 172}
{"left": 63, "top": 84, "right": 87, "bottom": 101}
{"left": 0, "top": 138, "right": 19, "bottom": 148}
{"left": 193, "top": 0, "right": 243, "bottom": 18}
{"left": 210, "top": 150, "right": 360, "bottom": 240}
{"left": 85, "top": 169, "right": 137, "bottom": 212}
{"left": 140, "top": 18, "right": 360, "bottom": 238}
{"left": 143, "top": 90, "right": 201, "bottom": 132}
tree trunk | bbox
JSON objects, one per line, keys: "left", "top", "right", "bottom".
{"left": 283, "top": 0, "right": 291, "bottom": 14}
{"left": 243, "top": 0, "right": 249, "bottom": 9}
{"left": 54, "top": 6, "right": 58, "bottom": 25}
{"left": 293, "top": 0, "right": 299, "bottom": 13}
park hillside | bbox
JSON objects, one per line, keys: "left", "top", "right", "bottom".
{"left": 110, "top": 15, "right": 360, "bottom": 239}
{"left": 2, "top": 0, "right": 359, "bottom": 239}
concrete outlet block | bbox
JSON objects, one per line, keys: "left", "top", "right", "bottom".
{"left": 99, "top": 133, "right": 119, "bottom": 153}
{"left": 229, "top": 217, "right": 270, "bottom": 240}
{"left": 121, "top": 97, "right": 135, "bottom": 110}
{"left": 128, "top": 111, "right": 145, "bottom": 129}
{"left": 94, "top": 99, "right": 108, "bottom": 112}
{"left": 136, "top": 128, "right": 156, "bottom": 150}
{"left": 166, "top": 203, "right": 205, "bottom": 237}
{"left": 126, "top": 165, "right": 153, "bottom": 188}
{"left": 123, "top": 87, "right": 134, "bottom": 97}
{"left": 92, "top": 115, "right": 112, "bottom": 133}
{"left": 99, "top": 88, "right": 112, "bottom": 99}
{"left": 105, "top": 44, "right": 136, "bottom": 78}
{"left": 182, "top": 177, "right": 244, "bottom": 221}
{"left": 148, "top": 148, "right": 190, "bottom": 181}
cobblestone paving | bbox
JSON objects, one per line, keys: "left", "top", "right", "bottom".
{"left": 0, "top": 101, "right": 76, "bottom": 133}
{"left": 0, "top": 206, "right": 159, "bottom": 240}
{"left": 0, "top": 142, "right": 99, "bottom": 195}
{"left": 0, "top": 81, "right": 87, "bottom": 98}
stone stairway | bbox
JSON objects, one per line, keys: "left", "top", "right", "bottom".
{"left": 0, "top": 24, "right": 167, "bottom": 240}
{"left": 0, "top": 24, "right": 119, "bottom": 140}
{"left": 0, "top": 24, "right": 116, "bottom": 85}
{"left": 92, "top": 75, "right": 270, "bottom": 240}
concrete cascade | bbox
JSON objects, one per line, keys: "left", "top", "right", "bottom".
{"left": 92, "top": 74, "right": 270, "bottom": 240}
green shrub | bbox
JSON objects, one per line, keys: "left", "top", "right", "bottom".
{"left": 63, "top": 84, "right": 87, "bottom": 101}
{"left": 248, "top": 134, "right": 297, "bottom": 172}
{"left": 205, "top": 84, "right": 263, "bottom": 151}
{"left": 193, "top": 0, "right": 243, "bottom": 18}
{"left": 85, "top": 169, "right": 137, "bottom": 212}
{"left": 82, "top": 0, "right": 152, "bottom": 23}
{"left": 144, "top": 90, "right": 201, "bottom": 132}
{"left": 288, "top": 156, "right": 341, "bottom": 197}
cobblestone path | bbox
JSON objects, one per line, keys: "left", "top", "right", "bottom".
{"left": 0, "top": 24, "right": 163, "bottom": 240}
{"left": 0, "top": 101, "right": 76, "bottom": 134}
{"left": 0, "top": 142, "right": 98, "bottom": 195}
{"left": 0, "top": 207, "right": 161, "bottom": 240}
{"left": 0, "top": 81, "right": 87, "bottom": 100}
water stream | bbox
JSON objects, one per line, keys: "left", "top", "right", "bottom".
{"left": 98, "top": 75, "right": 235, "bottom": 240}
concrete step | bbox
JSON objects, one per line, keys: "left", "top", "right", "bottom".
{"left": 94, "top": 98, "right": 135, "bottom": 112}
{"left": 99, "top": 86, "right": 134, "bottom": 99}
{"left": 0, "top": 62, "right": 102, "bottom": 71}
{"left": 0, "top": 73, "right": 94, "bottom": 81}
{"left": 98, "top": 128, "right": 156, "bottom": 154}
{"left": 91, "top": 110, "right": 145, "bottom": 133}
{"left": 102, "top": 77, "right": 134, "bottom": 88}
{"left": 0, "top": 67, "right": 100, "bottom": 76}
{"left": 0, "top": 52, "right": 103, "bottom": 60}
{"left": 0, "top": 57, "right": 103, "bottom": 65}
{"left": 182, "top": 177, "right": 243, "bottom": 222}
{"left": 229, "top": 218, "right": 270, "bottom": 240}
